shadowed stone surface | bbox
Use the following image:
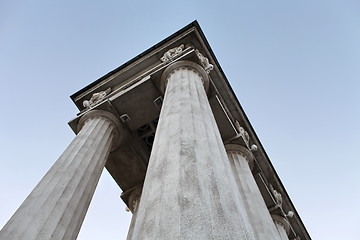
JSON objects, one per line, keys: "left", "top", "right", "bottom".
{"left": 129, "top": 61, "right": 255, "bottom": 240}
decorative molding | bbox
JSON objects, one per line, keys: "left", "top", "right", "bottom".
{"left": 269, "top": 184, "right": 283, "bottom": 207}
{"left": 160, "top": 45, "right": 213, "bottom": 74}
{"left": 160, "top": 44, "right": 185, "bottom": 62}
{"left": 195, "top": 49, "right": 213, "bottom": 74}
{"left": 286, "top": 211, "right": 294, "bottom": 218}
{"left": 83, "top": 87, "right": 111, "bottom": 108}
{"left": 250, "top": 144, "right": 258, "bottom": 151}
{"left": 235, "top": 120, "right": 250, "bottom": 146}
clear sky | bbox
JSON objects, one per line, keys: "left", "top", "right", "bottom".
{"left": 1, "top": 0, "right": 359, "bottom": 239}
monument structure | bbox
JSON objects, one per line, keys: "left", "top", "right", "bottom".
{"left": 0, "top": 21, "right": 311, "bottom": 240}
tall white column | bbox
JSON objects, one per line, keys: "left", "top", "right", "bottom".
{"left": 129, "top": 60, "right": 255, "bottom": 240}
{"left": 0, "top": 110, "right": 124, "bottom": 240}
{"left": 225, "top": 144, "right": 281, "bottom": 240}
{"left": 272, "top": 214, "right": 291, "bottom": 240}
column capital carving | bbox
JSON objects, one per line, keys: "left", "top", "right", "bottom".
{"left": 271, "top": 214, "right": 291, "bottom": 236}
{"left": 83, "top": 87, "right": 111, "bottom": 109}
{"left": 77, "top": 109, "right": 126, "bottom": 151}
{"left": 235, "top": 120, "right": 250, "bottom": 147}
{"left": 160, "top": 60, "right": 210, "bottom": 94}
{"left": 269, "top": 184, "right": 283, "bottom": 208}
{"left": 128, "top": 187, "right": 143, "bottom": 213}
{"left": 225, "top": 143, "right": 255, "bottom": 170}
{"left": 194, "top": 49, "right": 214, "bottom": 73}
{"left": 160, "top": 44, "right": 185, "bottom": 62}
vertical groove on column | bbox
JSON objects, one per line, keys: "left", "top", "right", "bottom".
{"left": 4, "top": 119, "right": 99, "bottom": 238}
{"left": 130, "top": 65, "right": 255, "bottom": 240}
{"left": 0, "top": 116, "right": 116, "bottom": 240}
{"left": 18, "top": 118, "right": 106, "bottom": 239}
{"left": 178, "top": 69, "right": 209, "bottom": 238}
{"left": 61, "top": 122, "right": 114, "bottom": 240}
{"left": 44, "top": 120, "right": 114, "bottom": 239}
{"left": 271, "top": 215, "right": 290, "bottom": 240}
{"left": 226, "top": 148, "right": 281, "bottom": 240}
{"left": 191, "top": 69, "right": 218, "bottom": 237}
{"left": 193, "top": 74, "right": 253, "bottom": 239}
{"left": 11, "top": 119, "right": 99, "bottom": 232}
{"left": 228, "top": 151, "right": 259, "bottom": 239}
{"left": 275, "top": 224, "right": 289, "bottom": 240}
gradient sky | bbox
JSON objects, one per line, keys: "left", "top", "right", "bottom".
{"left": 1, "top": 1, "right": 359, "bottom": 239}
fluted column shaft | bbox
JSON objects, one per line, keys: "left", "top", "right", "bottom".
{"left": 0, "top": 110, "right": 122, "bottom": 240}
{"left": 225, "top": 144, "right": 281, "bottom": 240}
{"left": 272, "top": 215, "right": 290, "bottom": 240}
{"left": 129, "top": 61, "right": 255, "bottom": 240}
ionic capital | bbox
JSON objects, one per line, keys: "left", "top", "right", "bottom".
{"left": 128, "top": 187, "right": 143, "bottom": 213}
{"left": 160, "top": 60, "right": 210, "bottom": 94}
{"left": 271, "top": 214, "right": 291, "bottom": 236}
{"left": 83, "top": 87, "right": 111, "bottom": 109}
{"left": 269, "top": 184, "right": 283, "bottom": 208}
{"left": 77, "top": 109, "right": 126, "bottom": 151}
{"left": 225, "top": 144, "right": 255, "bottom": 170}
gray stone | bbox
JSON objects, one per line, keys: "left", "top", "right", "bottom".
{"left": 0, "top": 110, "right": 123, "bottom": 240}
{"left": 1, "top": 21, "right": 311, "bottom": 240}
{"left": 128, "top": 61, "right": 255, "bottom": 240}
{"left": 272, "top": 214, "right": 291, "bottom": 240}
{"left": 226, "top": 144, "right": 281, "bottom": 240}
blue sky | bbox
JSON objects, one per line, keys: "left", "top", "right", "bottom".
{"left": 1, "top": 1, "right": 359, "bottom": 239}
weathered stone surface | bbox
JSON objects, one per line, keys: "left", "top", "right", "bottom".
{"left": 0, "top": 22, "right": 311, "bottom": 240}
{"left": 129, "top": 61, "right": 255, "bottom": 240}
{"left": 67, "top": 22, "right": 310, "bottom": 239}
{"left": 226, "top": 144, "right": 281, "bottom": 240}
{"left": 272, "top": 214, "right": 291, "bottom": 240}
{"left": 0, "top": 110, "right": 121, "bottom": 240}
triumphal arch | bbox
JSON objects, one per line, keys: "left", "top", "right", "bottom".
{"left": 0, "top": 21, "right": 311, "bottom": 240}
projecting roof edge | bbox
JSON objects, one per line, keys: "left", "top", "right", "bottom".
{"left": 187, "top": 22, "right": 312, "bottom": 240}
{"left": 70, "top": 20, "right": 200, "bottom": 101}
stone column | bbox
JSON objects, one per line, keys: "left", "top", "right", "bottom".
{"left": 0, "top": 110, "right": 124, "bottom": 240}
{"left": 225, "top": 144, "right": 281, "bottom": 240}
{"left": 272, "top": 214, "right": 291, "bottom": 240}
{"left": 126, "top": 187, "right": 142, "bottom": 240}
{"left": 129, "top": 60, "right": 255, "bottom": 240}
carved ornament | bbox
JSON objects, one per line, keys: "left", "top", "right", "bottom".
{"left": 235, "top": 120, "right": 250, "bottom": 146}
{"left": 161, "top": 44, "right": 184, "bottom": 62}
{"left": 128, "top": 187, "right": 142, "bottom": 213}
{"left": 195, "top": 49, "right": 213, "bottom": 74}
{"left": 269, "top": 184, "right": 283, "bottom": 207}
{"left": 225, "top": 144, "right": 255, "bottom": 171}
{"left": 83, "top": 88, "right": 111, "bottom": 108}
